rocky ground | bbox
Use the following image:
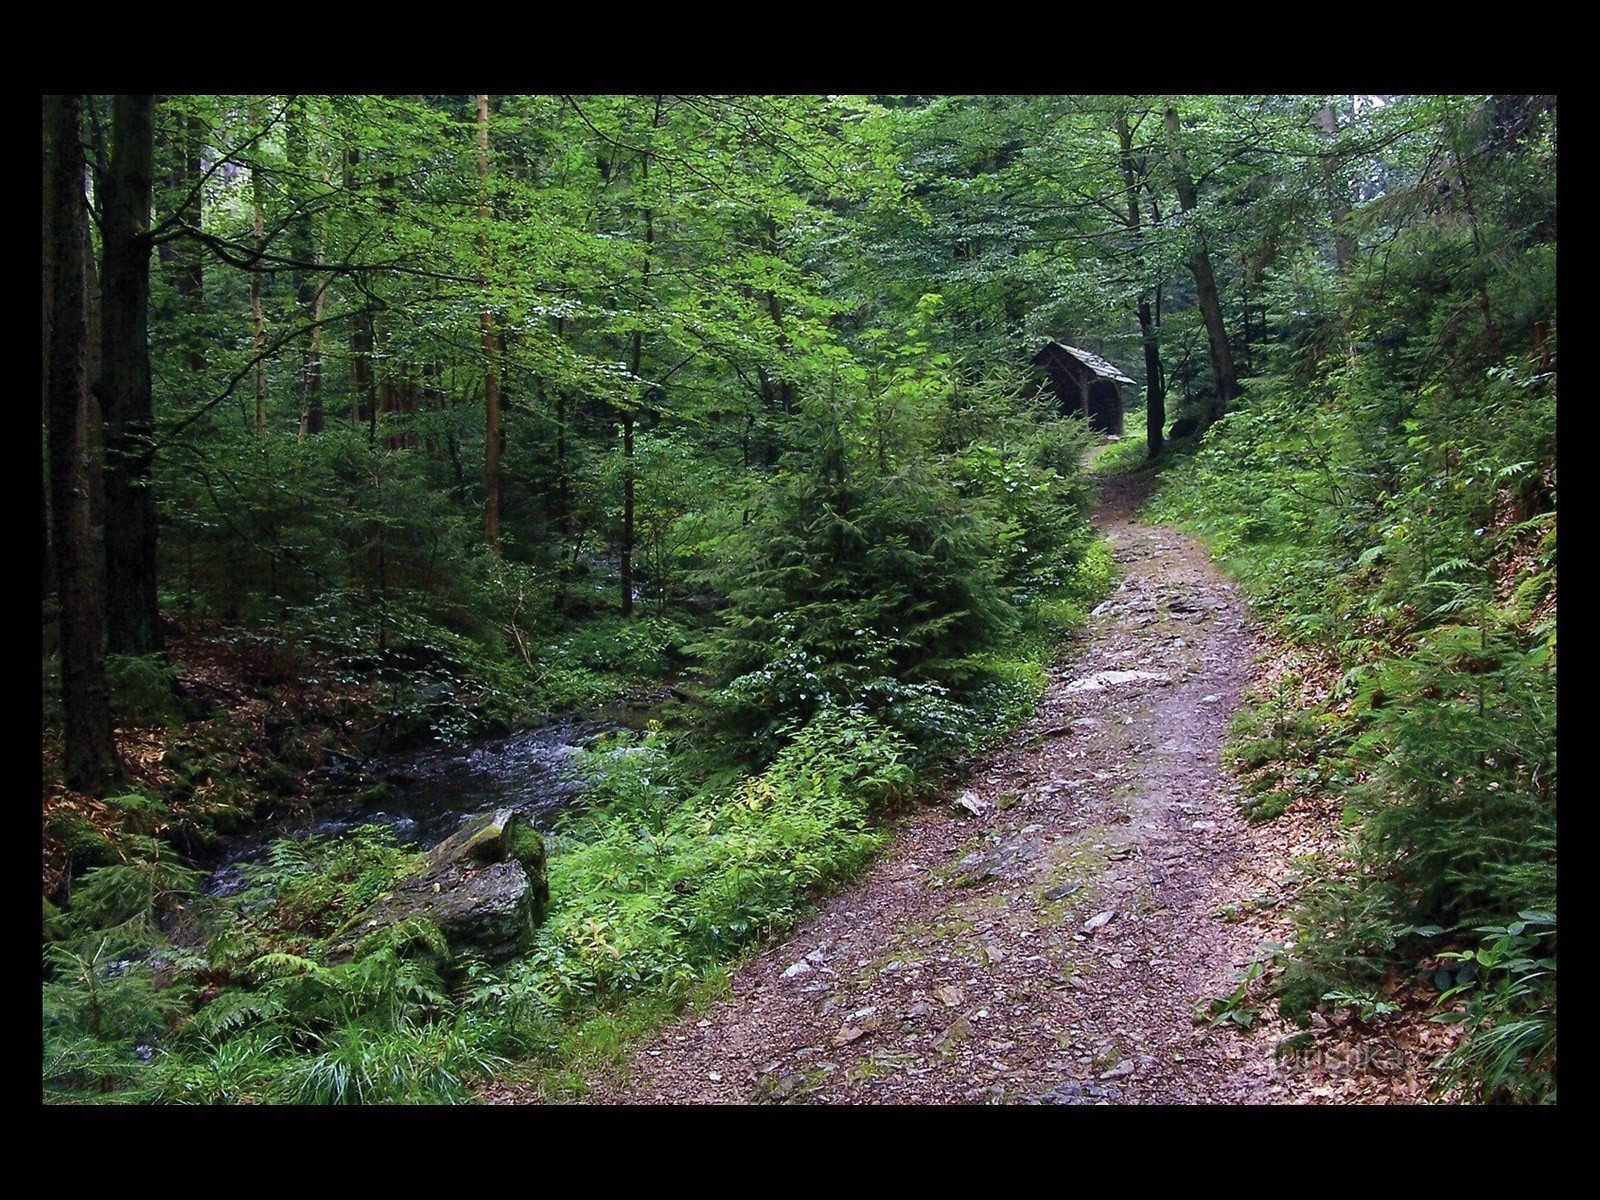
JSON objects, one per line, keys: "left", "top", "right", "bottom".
{"left": 493, "top": 455, "right": 1449, "bottom": 1105}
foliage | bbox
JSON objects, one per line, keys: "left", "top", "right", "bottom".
{"left": 1145, "top": 95, "right": 1556, "bottom": 1100}
{"left": 501, "top": 712, "right": 907, "bottom": 1012}
{"left": 700, "top": 337, "right": 1098, "bottom": 764}
{"left": 1435, "top": 911, "right": 1556, "bottom": 1103}
{"left": 43, "top": 92, "right": 1556, "bottom": 1104}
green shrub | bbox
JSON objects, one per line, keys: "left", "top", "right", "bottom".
{"left": 105, "top": 654, "right": 192, "bottom": 727}
{"left": 1143, "top": 191, "right": 1556, "bottom": 1100}
{"left": 511, "top": 710, "right": 908, "bottom": 1012}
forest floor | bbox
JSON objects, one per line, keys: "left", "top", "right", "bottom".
{"left": 490, "top": 449, "right": 1441, "bottom": 1105}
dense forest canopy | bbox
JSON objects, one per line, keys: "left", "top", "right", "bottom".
{"left": 40, "top": 93, "right": 1555, "bottom": 1105}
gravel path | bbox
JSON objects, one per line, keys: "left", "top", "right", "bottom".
{"left": 509, "top": 460, "right": 1307, "bottom": 1104}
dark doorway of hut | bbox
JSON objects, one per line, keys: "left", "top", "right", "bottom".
{"left": 1032, "top": 340, "right": 1135, "bottom": 436}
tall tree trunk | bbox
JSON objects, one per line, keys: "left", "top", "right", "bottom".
{"left": 250, "top": 101, "right": 267, "bottom": 434}
{"left": 345, "top": 144, "right": 376, "bottom": 429}
{"left": 157, "top": 101, "right": 206, "bottom": 387}
{"left": 552, "top": 316, "right": 570, "bottom": 538}
{"left": 620, "top": 406, "right": 635, "bottom": 617}
{"left": 477, "top": 94, "right": 501, "bottom": 552}
{"left": 43, "top": 122, "right": 55, "bottom": 611}
{"left": 763, "top": 215, "right": 794, "bottom": 414}
{"left": 1163, "top": 106, "right": 1237, "bottom": 425}
{"left": 45, "top": 94, "right": 121, "bottom": 791}
{"left": 1117, "top": 112, "right": 1165, "bottom": 457}
{"left": 178, "top": 109, "right": 206, "bottom": 375}
{"left": 376, "top": 319, "right": 398, "bottom": 447}
{"left": 372, "top": 165, "right": 397, "bottom": 448}
{"left": 1136, "top": 297, "right": 1164, "bottom": 456}
{"left": 99, "top": 94, "right": 162, "bottom": 657}
{"left": 1313, "top": 101, "right": 1355, "bottom": 274}
{"left": 350, "top": 302, "right": 374, "bottom": 426}
{"left": 1448, "top": 115, "right": 1504, "bottom": 361}
{"left": 287, "top": 97, "right": 324, "bottom": 441}
{"left": 300, "top": 287, "right": 325, "bottom": 440}
{"left": 620, "top": 97, "right": 661, "bottom": 618}
{"left": 554, "top": 387, "right": 570, "bottom": 536}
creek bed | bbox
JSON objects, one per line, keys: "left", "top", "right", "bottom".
{"left": 202, "top": 718, "right": 609, "bottom": 897}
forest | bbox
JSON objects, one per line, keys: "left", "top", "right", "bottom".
{"left": 40, "top": 93, "right": 1556, "bottom": 1105}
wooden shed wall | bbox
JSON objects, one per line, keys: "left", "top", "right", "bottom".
{"left": 1037, "top": 347, "right": 1124, "bottom": 434}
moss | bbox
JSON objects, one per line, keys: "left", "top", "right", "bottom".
{"left": 1033, "top": 830, "right": 1112, "bottom": 917}
{"left": 47, "top": 814, "right": 114, "bottom": 867}
{"left": 507, "top": 821, "right": 550, "bottom": 922}
{"left": 845, "top": 1056, "right": 890, "bottom": 1086}
{"left": 756, "top": 1064, "right": 828, "bottom": 1103}
{"left": 506, "top": 823, "right": 546, "bottom": 875}
{"left": 1090, "top": 1045, "right": 1125, "bottom": 1074}
{"left": 354, "top": 780, "right": 397, "bottom": 806}
{"left": 1242, "top": 791, "right": 1293, "bottom": 822}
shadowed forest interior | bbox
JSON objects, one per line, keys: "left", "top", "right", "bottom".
{"left": 40, "top": 93, "right": 1555, "bottom": 1105}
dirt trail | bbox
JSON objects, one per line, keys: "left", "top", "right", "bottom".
{"left": 545, "top": 458, "right": 1301, "bottom": 1104}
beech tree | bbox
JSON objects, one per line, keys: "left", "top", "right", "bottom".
{"left": 478, "top": 93, "right": 502, "bottom": 552}
{"left": 98, "top": 93, "right": 161, "bottom": 656}
{"left": 1163, "top": 104, "right": 1238, "bottom": 425}
{"left": 44, "top": 94, "right": 120, "bottom": 790}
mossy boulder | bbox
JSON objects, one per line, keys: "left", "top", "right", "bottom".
{"left": 506, "top": 821, "right": 550, "bottom": 923}
{"left": 342, "top": 807, "right": 548, "bottom": 963}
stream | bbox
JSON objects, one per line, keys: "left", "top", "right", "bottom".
{"left": 202, "top": 718, "right": 611, "bottom": 897}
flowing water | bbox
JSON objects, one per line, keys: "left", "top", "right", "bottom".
{"left": 202, "top": 718, "right": 609, "bottom": 897}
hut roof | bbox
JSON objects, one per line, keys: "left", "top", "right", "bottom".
{"left": 1032, "top": 340, "right": 1136, "bottom": 386}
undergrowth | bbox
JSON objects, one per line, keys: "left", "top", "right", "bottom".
{"left": 44, "top": 477, "right": 1112, "bottom": 1106}
{"left": 1148, "top": 346, "right": 1556, "bottom": 1102}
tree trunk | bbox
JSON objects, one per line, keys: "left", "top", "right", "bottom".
{"left": 345, "top": 144, "right": 376, "bottom": 430}
{"left": 620, "top": 97, "right": 661, "bottom": 617}
{"left": 300, "top": 288, "right": 325, "bottom": 440}
{"left": 1117, "top": 112, "right": 1165, "bottom": 458}
{"left": 552, "top": 316, "right": 570, "bottom": 538}
{"left": 43, "top": 121, "right": 55, "bottom": 611}
{"left": 99, "top": 94, "right": 162, "bottom": 657}
{"left": 1163, "top": 106, "right": 1237, "bottom": 425}
{"left": 287, "top": 97, "right": 324, "bottom": 441}
{"left": 372, "top": 164, "right": 397, "bottom": 448}
{"left": 620, "top": 408, "right": 635, "bottom": 616}
{"left": 1313, "top": 101, "right": 1355, "bottom": 273}
{"left": 249, "top": 97, "right": 267, "bottom": 434}
{"left": 1137, "top": 298, "right": 1164, "bottom": 456}
{"left": 554, "top": 387, "right": 570, "bottom": 536}
{"left": 1449, "top": 122, "right": 1504, "bottom": 361}
{"left": 157, "top": 102, "right": 206, "bottom": 386}
{"left": 178, "top": 109, "right": 206, "bottom": 375}
{"left": 477, "top": 94, "right": 501, "bottom": 552}
{"left": 764, "top": 215, "right": 795, "bottom": 413}
{"left": 45, "top": 94, "right": 122, "bottom": 791}
{"left": 351, "top": 303, "right": 374, "bottom": 427}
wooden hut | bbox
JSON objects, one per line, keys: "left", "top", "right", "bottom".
{"left": 1031, "top": 340, "right": 1135, "bottom": 435}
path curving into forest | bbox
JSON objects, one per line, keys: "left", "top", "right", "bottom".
{"left": 506, "top": 455, "right": 1297, "bottom": 1104}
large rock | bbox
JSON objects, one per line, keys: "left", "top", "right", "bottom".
{"left": 346, "top": 807, "right": 548, "bottom": 963}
